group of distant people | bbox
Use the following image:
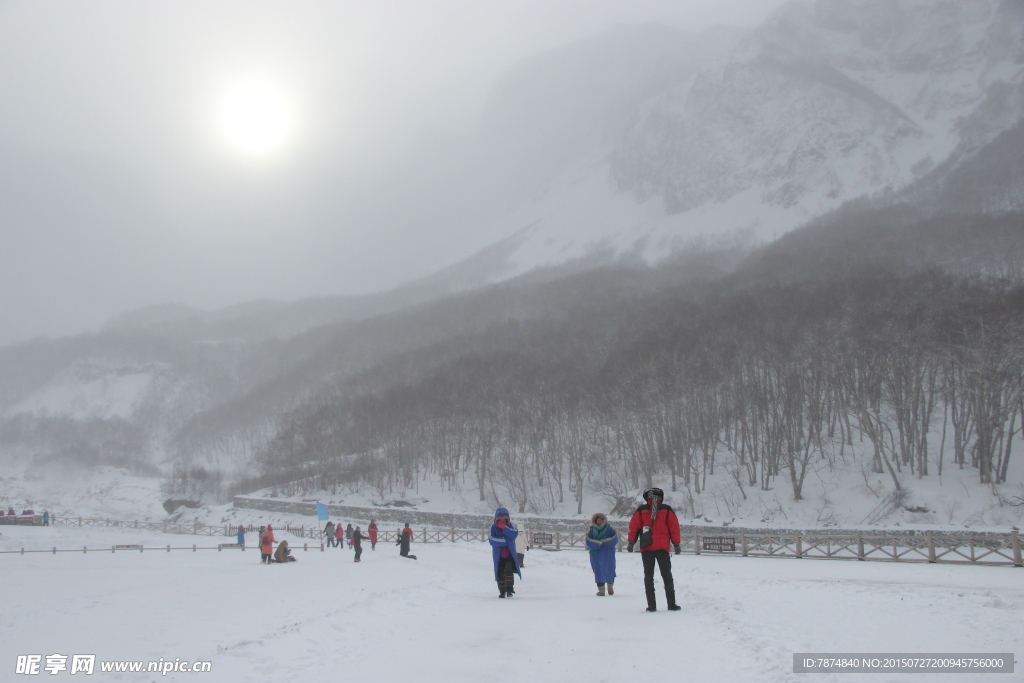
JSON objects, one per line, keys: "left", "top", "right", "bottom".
{"left": 238, "top": 519, "right": 418, "bottom": 564}
{"left": 4, "top": 507, "right": 50, "bottom": 525}
{"left": 488, "top": 487, "right": 682, "bottom": 612}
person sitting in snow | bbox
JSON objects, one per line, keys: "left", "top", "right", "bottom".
{"left": 586, "top": 512, "right": 618, "bottom": 596}
{"left": 274, "top": 539, "right": 297, "bottom": 563}
{"left": 488, "top": 508, "right": 521, "bottom": 598}
{"left": 396, "top": 523, "right": 417, "bottom": 560}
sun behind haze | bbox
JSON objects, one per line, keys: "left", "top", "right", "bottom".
{"left": 218, "top": 80, "right": 295, "bottom": 157}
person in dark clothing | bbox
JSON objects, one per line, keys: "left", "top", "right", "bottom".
{"left": 396, "top": 523, "right": 417, "bottom": 559}
{"left": 627, "top": 488, "right": 682, "bottom": 612}
{"left": 324, "top": 520, "right": 336, "bottom": 548}
{"left": 368, "top": 520, "right": 378, "bottom": 550}
{"left": 488, "top": 508, "right": 521, "bottom": 598}
{"left": 345, "top": 523, "right": 354, "bottom": 547}
{"left": 352, "top": 526, "right": 368, "bottom": 562}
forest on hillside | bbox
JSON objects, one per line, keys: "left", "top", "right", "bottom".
{"left": 229, "top": 210, "right": 1024, "bottom": 518}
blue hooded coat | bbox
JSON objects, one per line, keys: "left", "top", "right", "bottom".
{"left": 237, "top": 527, "right": 245, "bottom": 545}
{"left": 586, "top": 524, "right": 618, "bottom": 584}
{"left": 488, "top": 507, "right": 521, "bottom": 580}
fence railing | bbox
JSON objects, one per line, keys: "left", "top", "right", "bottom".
{"left": 522, "top": 529, "right": 1024, "bottom": 567}
{"left": 25, "top": 517, "right": 1024, "bottom": 567}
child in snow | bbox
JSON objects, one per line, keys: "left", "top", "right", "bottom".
{"left": 586, "top": 513, "right": 618, "bottom": 595}
{"left": 488, "top": 508, "right": 521, "bottom": 598}
{"left": 352, "top": 526, "right": 368, "bottom": 562}
{"left": 334, "top": 522, "right": 345, "bottom": 549}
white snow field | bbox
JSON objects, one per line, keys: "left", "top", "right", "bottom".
{"left": 1, "top": 525, "right": 1020, "bottom": 682}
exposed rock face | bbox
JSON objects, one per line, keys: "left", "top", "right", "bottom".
{"left": 610, "top": 0, "right": 1024, "bottom": 217}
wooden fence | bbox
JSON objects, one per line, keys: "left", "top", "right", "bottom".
{"left": 521, "top": 529, "right": 1024, "bottom": 567}
{"left": 21, "top": 516, "right": 1024, "bottom": 567}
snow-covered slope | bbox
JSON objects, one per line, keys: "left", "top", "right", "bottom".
{"left": 4, "top": 359, "right": 178, "bottom": 421}
{"left": 464, "top": 0, "right": 1024, "bottom": 280}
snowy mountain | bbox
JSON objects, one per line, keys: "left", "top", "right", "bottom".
{"left": 452, "top": 0, "right": 1024, "bottom": 280}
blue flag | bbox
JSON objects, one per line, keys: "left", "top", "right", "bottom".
{"left": 316, "top": 502, "right": 329, "bottom": 521}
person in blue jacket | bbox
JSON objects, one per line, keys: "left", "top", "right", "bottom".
{"left": 489, "top": 508, "right": 521, "bottom": 598}
{"left": 236, "top": 525, "right": 245, "bottom": 546}
{"left": 586, "top": 512, "right": 617, "bottom": 595}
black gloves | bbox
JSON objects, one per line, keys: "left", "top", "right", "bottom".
{"left": 627, "top": 542, "right": 635, "bottom": 553}
{"left": 673, "top": 543, "right": 681, "bottom": 555}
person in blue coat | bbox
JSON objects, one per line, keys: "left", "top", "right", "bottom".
{"left": 489, "top": 508, "right": 521, "bottom": 598}
{"left": 236, "top": 525, "right": 245, "bottom": 546}
{"left": 586, "top": 512, "right": 618, "bottom": 595}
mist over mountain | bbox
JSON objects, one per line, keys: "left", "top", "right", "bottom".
{"left": 2, "top": 0, "right": 1023, "bottom": 528}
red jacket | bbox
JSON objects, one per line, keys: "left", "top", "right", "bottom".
{"left": 628, "top": 503, "right": 681, "bottom": 552}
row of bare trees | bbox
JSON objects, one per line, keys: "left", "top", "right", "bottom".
{"left": 253, "top": 271, "right": 1024, "bottom": 513}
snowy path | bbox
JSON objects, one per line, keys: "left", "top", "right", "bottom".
{"left": 1, "top": 525, "right": 1021, "bottom": 682}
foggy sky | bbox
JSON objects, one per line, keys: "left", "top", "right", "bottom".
{"left": 0, "top": 0, "right": 784, "bottom": 345}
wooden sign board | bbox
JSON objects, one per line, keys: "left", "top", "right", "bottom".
{"left": 702, "top": 536, "right": 736, "bottom": 552}
{"left": 532, "top": 532, "right": 554, "bottom": 546}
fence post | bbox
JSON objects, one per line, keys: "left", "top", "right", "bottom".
{"left": 304, "top": 543, "right": 308, "bottom": 552}
{"left": 167, "top": 545, "right": 170, "bottom": 553}
{"left": 970, "top": 537, "right": 975, "bottom": 562}
{"left": 83, "top": 546, "right": 86, "bottom": 554}
{"left": 796, "top": 533, "right": 803, "bottom": 558}
{"left": 134, "top": 520, "right": 138, "bottom": 529}
{"left": 79, "top": 517, "right": 82, "bottom": 527}
{"left": 111, "top": 545, "right": 115, "bottom": 554}
{"left": 1012, "top": 530, "right": 1022, "bottom": 567}
{"left": 53, "top": 546, "right": 56, "bottom": 555}
{"left": 695, "top": 532, "right": 701, "bottom": 555}
{"left": 193, "top": 544, "right": 196, "bottom": 552}
{"left": 451, "top": 527, "right": 455, "bottom": 542}
{"left": 857, "top": 533, "right": 865, "bottom": 561}
{"left": 320, "top": 543, "right": 324, "bottom": 552}
{"left": 163, "top": 521, "right": 167, "bottom": 533}
{"left": 556, "top": 532, "right": 561, "bottom": 550}
{"left": 741, "top": 533, "right": 748, "bottom": 557}
{"left": 928, "top": 532, "right": 936, "bottom": 563}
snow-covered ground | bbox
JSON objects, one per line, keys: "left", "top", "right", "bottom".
{"left": 0, "top": 523, "right": 1019, "bottom": 682}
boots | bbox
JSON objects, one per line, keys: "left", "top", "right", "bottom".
{"left": 608, "top": 583, "right": 614, "bottom": 595}
{"left": 596, "top": 584, "right": 606, "bottom": 596}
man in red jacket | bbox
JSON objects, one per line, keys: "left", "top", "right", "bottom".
{"left": 627, "top": 488, "right": 682, "bottom": 612}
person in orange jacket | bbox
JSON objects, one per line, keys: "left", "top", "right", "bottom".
{"left": 259, "top": 524, "right": 276, "bottom": 564}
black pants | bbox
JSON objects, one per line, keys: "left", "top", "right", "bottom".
{"left": 641, "top": 549, "right": 676, "bottom": 609}
{"left": 497, "top": 555, "right": 516, "bottom": 595}
{"left": 354, "top": 545, "right": 362, "bottom": 560}
{"left": 261, "top": 553, "right": 271, "bottom": 564}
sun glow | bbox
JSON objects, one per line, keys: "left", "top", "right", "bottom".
{"left": 219, "top": 81, "right": 294, "bottom": 156}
